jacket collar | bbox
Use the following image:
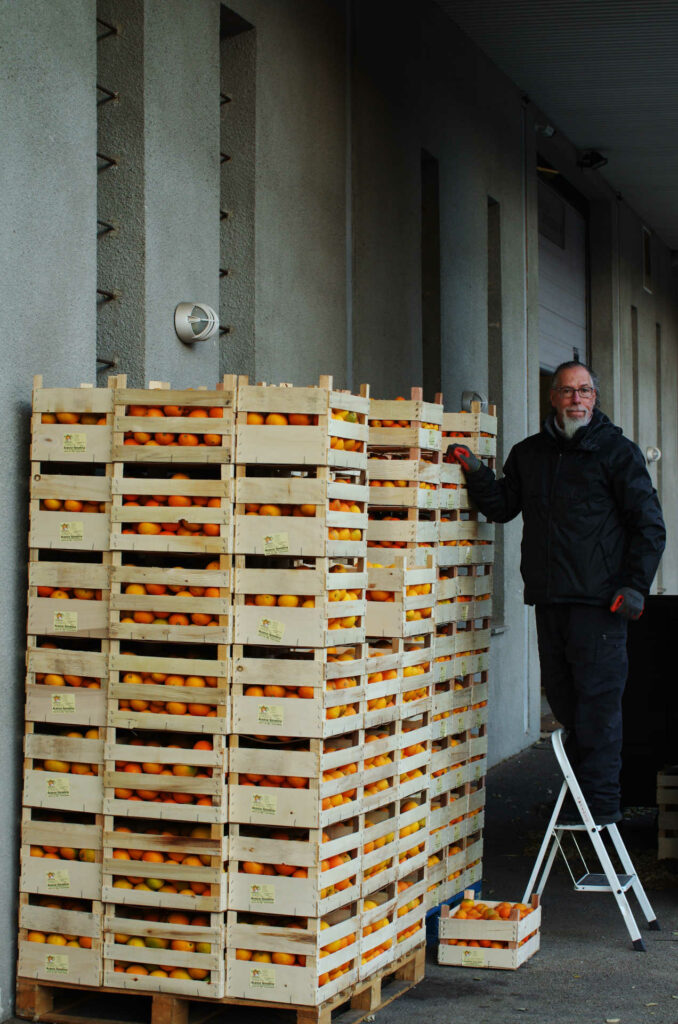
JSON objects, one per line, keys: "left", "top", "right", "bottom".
{"left": 542, "top": 408, "right": 616, "bottom": 451}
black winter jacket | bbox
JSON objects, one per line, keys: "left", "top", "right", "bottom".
{"left": 466, "top": 409, "right": 666, "bottom": 607}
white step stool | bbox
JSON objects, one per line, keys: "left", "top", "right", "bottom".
{"left": 522, "top": 729, "right": 659, "bottom": 950}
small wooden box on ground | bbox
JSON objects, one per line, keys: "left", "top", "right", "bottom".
{"left": 438, "top": 891, "right": 540, "bottom": 970}
{"left": 235, "top": 377, "right": 369, "bottom": 470}
{"left": 657, "top": 767, "right": 678, "bottom": 859}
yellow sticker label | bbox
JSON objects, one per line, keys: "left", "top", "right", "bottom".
{"left": 46, "top": 869, "right": 70, "bottom": 891}
{"left": 263, "top": 532, "right": 289, "bottom": 556}
{"left": 251, "top": 791, "right": 277, "bottom": 816}
{"left": 249, "top": 883, "right": 276, "bottom": 906}
{"left": 53, "top": 610, "right": 78, "bottom": 633}
{"left": 46, "top": 776, "right": 70, "bottom": 797}
{"left": 461, "top": 948, "right": 485, "bottom": 968}
{"left": 257, "top": 704, "right": 284, "bottom": 727}
{"left": 426, "top": 430, "right": 439, "bottom": 449}
{"left": 62, "top": 432, "right": 87, "bottom": 454}
{"left": 45, "top": 953, "right": 69, "bottom": 975}
{"left": 59, "top": 521, "right": 84, "bottom": 543}
{"left": 51, "top": 693, "right": 76, "bottom": 714}
{"left": 249, "top": 965, "right": 276, "bottom": 989}
{"left": 257, "top": 618, "right": 285, "bottom": 643}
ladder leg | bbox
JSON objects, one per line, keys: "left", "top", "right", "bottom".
{"left": 606, "top": 824, "right": 660, "bottom": 930}
{"left": 522, "top": 781, "right": 567, "bottom": 903}
{"left": 588, "top": 828, "right": 645, "bottom": 950}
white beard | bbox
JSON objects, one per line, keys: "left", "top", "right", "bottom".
{"left": 560, "top": 409, "right": 592, "bottom": 439}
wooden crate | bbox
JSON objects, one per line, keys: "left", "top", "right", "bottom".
{"left": 27, "top": 561, "right": 110, "bottom": 640}
{"left": 232, "top": 644, "right": 366, "bottom": 740}
{"left": 18, "top": 895, "right": 103, "bottom": 987}
{"left": 30, "top": 474, "right": 111, "bottom": 552}
{"left": 20, "top": 810, "right": 102, "bottom": 901}
{"left": 367, "top": 455, "right": 440, "bottom": 507}
{"left": 367, "top": 514, "right": 438, "bottom": 548}
{"left": 235, "top": 377, "right": 369, "bottom": 470}
{"left": 103, "top": 731, "right": 228, "bottom": 823}
{"left": 368, "top": 391, "right": 443, "bottom": 454}
{"left": 361, "top": 805, "right": 399, "bottom": 896}
{"left": 110, "top": 561, "right": 231, "bottom": 646}
{"left": 108, "top": 647, "right": 230, "bottom": 736}
{"left": 438, "top": 892, "right": 540, "bottom": 970}
{"left": 234, "top": 564, "right": 366, "bottom": 649}
{"left": 103, "top": 903, "right": 225, "bottom": 998}
{"left": 657, "top": 767, "right": 678, "bottom": 859}
{"left": 26, "top": 641, "right": 107, "bottom": 726}
{"left": 110, "top": 466, "right": 233, "bottom": 555}
{"left": 31, "top": 379, "right": 114, "bottom": 464}
{"left": 442, "top": 404, "right": 498, "bottom": 461}
{"left": 23, "top": 762, "right": 103, "bottom": 816}
{"left": 112, "top": 378, "right": 236, "bottom": 464}
{"left": 437, "top": 542, "right": 494, "bottom": 568}
{"left": 365, "top": 555, "right": 436, "bottom": 639}
{"left": 234, "top": 468, "right": 368, "bottom": 557}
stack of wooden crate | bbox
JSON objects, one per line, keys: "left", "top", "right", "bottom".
{"left": 227, "top": 377, "right": 375, "bottom": 1006}
{"left": 20, "top": 381, "right": 114, "bottom": 987}
{"left": 657, "top": 768, "right": 678, "bottom": 860}
{"left": 432, "top": 402, "right": 497, "bottom": 903}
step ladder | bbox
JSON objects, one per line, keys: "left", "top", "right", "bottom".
{"left": 522, "top": 728, "right": 660, "bottom": 950}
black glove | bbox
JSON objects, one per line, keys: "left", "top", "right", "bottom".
{"left": 610, "top": 587, "right": 644, "bottom": 621}
{"left": 444, "top": 443, "right": 481, "bottom": 474}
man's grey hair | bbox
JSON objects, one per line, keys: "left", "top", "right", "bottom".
{"left": 551, "top": 360, "right": 600, "bottom": 398}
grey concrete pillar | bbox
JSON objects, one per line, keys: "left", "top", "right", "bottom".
{"left": 0, "top": 2, "right": 97, "bottom": 1016}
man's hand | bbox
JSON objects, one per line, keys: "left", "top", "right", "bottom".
{"left": 444, "top": 444, "right": 481, "bottom": 474}
{"left": 610, "top": 587, "right": 644, "bottom": 620}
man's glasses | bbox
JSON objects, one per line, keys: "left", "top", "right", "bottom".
{"left": 552, "top": 386, "right": 595, "bottom": 398}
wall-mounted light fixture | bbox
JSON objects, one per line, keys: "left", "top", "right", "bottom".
{"left": 174, "top": 302, "right": 219, "bottom": 343}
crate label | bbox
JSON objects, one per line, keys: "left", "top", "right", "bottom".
{"left": 426, "top": 430, "right": 439, "bottom": 448}
{"left": 451, "top": 823, "right": 462, "bottom": 841}
{"left": 444, "top": 492, "right": 458, "bottom": 510}
{"left": 474, "top": 762, "right": 485, "bottom": 780}
{"left": 423, "top": 491, "right": 435, "bottom": 509}
{"left": 439, "top": 720, "right": 447, "bottom": 738}
{"left": 59, "top": 521, "right": 84, "bottom": 542}
{"left": 457, "top": 658, "right": 469, "bottom": 676}
{"left": 62, "top": 432, "right": 87, "bottom": 454}
{"left": 434, "top": 776, "right": 444, "bottom": 795}
{"left": 263, "top": 532, "right": 289, "bottom": 556}
{"left": 251, "top": 791, "right": 277, "bottom": 816}
{"left": 477, "top": 654, "right": 488, "bottom": 671}
{"left": 46, "top": 869, "right": 70, "bottom": 891}
{"left": 432, "top": 832, "right": 442, "bottom": 852}
{"left": 249, "top": 965, "right": 276, "bottom": 989}
{"left": 461, "top": 948, "right": 485, "bottom": 968}
{"left": 51, "top": 693, "right": 77, "bottom": 714}
{"left": 46, "top": 776, "right": 70, "bottom": 797}
{"left": 249, "top": 883, "right": 276, "bottom": 906}
{"left": 463, "top": 548, "right": 473, "bottom": 565}
{"left": 257, "top": 703, "right": 283, "bottom": 726}
{"left": 45, "top": 953, "right": 69, "bottom": 975}
{"left": 257, "top": 618, "right": 285, "bottom": 643}
{"left": 459, "top": 605, "right": 470, "bottom": 621}
{"left": 437, "top": 662, "right": 449, "bottom": 683}
{"left": 53, "top": 610, "right": 78, "bottom": 633}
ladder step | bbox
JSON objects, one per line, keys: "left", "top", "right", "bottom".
{"left": 575, "top": 872, "right": 635, "bottom": 892}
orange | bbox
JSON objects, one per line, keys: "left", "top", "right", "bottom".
{"left": 265, "top": 413, "right": 288, "bottom": 426}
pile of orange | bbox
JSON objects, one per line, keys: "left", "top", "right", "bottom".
{"left": 122, "top": 476, "right": 221, "bottom": 536}
{"left": 402, "top": 662, "right": 430, "bottom": 704}
{"left": 39, "top": 498, "right": 105, "bottom": 513}
{"left": 118, "top": 667, "right": 218, "bottom": 717}
{"left": 443, "top": 897, "right": 535, "bottom": 950}
{"left": 34, "top": 726, "right": 100, "bottom": 777}
{"left": 110, "top": 908, "right": 212, "bottom": 980}
{"left": 238, "top": 771, "right": 309, "bottom": 791}
{"left": 35, "top": 586, "right": 103, "bottom": 600}
{"left": 370, "top": 480, "right": 436, "bottom": 490}
{"left": 123, "top": 404, "right": 225, "bottom": 447}
{"left": 34, "top": 643, "right": 102, "bottom": 688}
{"left": 361, "top": 903, "right": 393, "bottom": 963}
{"left": 30, "top": 843, "right": 96, "bottom": 863}
{"left": 41, "top": 412, "right": 105, "bottom": 425}
{"left": 113, "top": 736, "right": 214, "bottom": 805}
{"left": 244, "top": 409, "right": 364, "bottom": 454}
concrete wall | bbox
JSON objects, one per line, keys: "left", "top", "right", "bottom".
{"left": 0, "top": 2, "right": 97, "bottom": 1016}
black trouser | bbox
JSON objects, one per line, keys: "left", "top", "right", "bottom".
{"left": 535, "top": 604, "right": 628, "bottom": 818}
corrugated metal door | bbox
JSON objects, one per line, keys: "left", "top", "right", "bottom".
{"left": 538, "top": 180, "right": 587, "bottom": 371}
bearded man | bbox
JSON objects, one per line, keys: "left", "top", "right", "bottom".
{"left": 446, "top": 361, "right": 665, "bottom": 824}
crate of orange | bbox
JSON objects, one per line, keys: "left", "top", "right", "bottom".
{"left": 103, "top": 729, "right": 227, "bottom": 825}
{"left": 439, "top": 461, "right": 470, "bottom": 512}
{"left": 234, "top": 468, "right": 368, "bottom": 558}
{"left": 27, "top": 560, "right": 109, "bottom": 640}
{"left": 112, "top": 379, "right": 235, "bottom": 464}
{"left": 397, "top": 719, "right": 431, "bottom": 800}
{"left": 233, "top": 564, "right": 366, "bottom": 649}
{"left": 103, "top": 901, "right": 224, "bottom": 997}
{"left": 368, "top": 459, "right": 439, "bottom": 512}
{"left": 111, "top": 468, "right": 232, "bottom": 555}
{"left": 30, "top": 472, "right": 111, "bottom": 551}
{"left": 366, "top": 509, "right": 439, "bottom": 550}
{"left": 102, "top": 817, "right": 227, "bottom": 914}
{"left": 20, "top": 805, "right": 102, "bottom": 901}
{"left": 395, "top": 791, "right": 429, "bottom": 880}
{"left": 226, "top": 904, "right": 360, "bottom": 1003}
{"left": 31, "top": 377, "right": 114, "bottom": 464}
{"left": 364, "top": 642, "right": 401, "bottom": 730}
{"left": 399, "top": 636, "right": 434, "bottom": 716}
{"left": 18, "top": 893, "right": 103, "bottom": 986}
{"left": 394, "top": 870, "right": 427, "bottom": 956}
{"left": 26, "top": 638, "right": 107, "bottom": 728}
{"left": 439, "top": 515, "right": 495, "bottom": 546}
{"left": 228, "top": 815, "right": 361, "bottom": 919}
{"left": 438, "top": 891, "right": 540, "bottom": 970}
{"left": 658, "top": 768, "right": 678, "bottom": 860}
{"left": 366, "top": 553, "right": 436, "bottom": 638}
{"left": 235, "top": 377, "right": 369, "bottom": 469}
{"left": 23, "top": 723, "right": 104, "bottom": 816}
{"left": 443, "top": 405, "right": 498, "bottom": 461}
{"left": 361, "top": 802, "right": 399, "bottom": 896}
{"left": 358, "top": 888, "right": 398, "bottom": 980}
{"left": 109, "top": 644, "right": 230, "bottom": 736}
{"left": 228, "top": 730, "right": 364, "bottom": 833}
{"left": 368, "top": 391, "right": 443, "bottom": 453}
{"left": 110, "top": 559, "right": 230, "bottom": 646}
{"left": 431, "top": 732, "right": 470, "bottom": 781}
{"left": 231, "top": 643, "right": 366, "bottom": 741}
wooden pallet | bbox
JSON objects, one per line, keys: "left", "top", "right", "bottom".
{"left": 16, "top": 943, "right": 425, "bottom": 1024}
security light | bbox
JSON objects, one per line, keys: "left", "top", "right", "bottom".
{"left": 174, "top": 302, "right": 219, "bottom": 343}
